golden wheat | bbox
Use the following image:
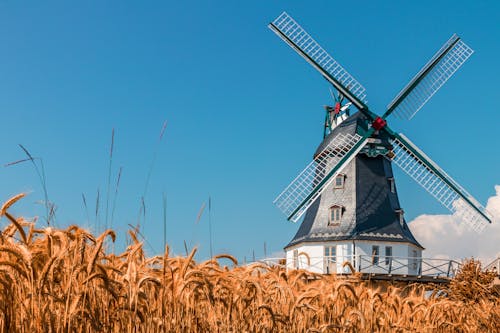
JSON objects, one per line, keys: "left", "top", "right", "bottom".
{"left": 0, "top": 194, "right": 497, "bottom": 332}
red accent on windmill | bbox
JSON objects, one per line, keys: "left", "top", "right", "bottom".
{"left": 334, "top": 102, "right": 341, "bottom": 114}
{"left": 372, "top": 117, "right": 387, "bottom": 131}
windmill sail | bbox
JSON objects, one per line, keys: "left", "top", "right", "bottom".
{"left": 385, "top": 34, "right": 473, "bottom": 120}
{"left": 274, "top": 132, "right": 368, "bottom": 222}
{"left": 269, "top": 12, "right": 368, "bottom": 111}
{"left": 391, "top": 133, "right": 491, "bottom": 232}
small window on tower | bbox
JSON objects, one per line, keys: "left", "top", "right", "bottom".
{"left": 385, "top": 246, "right": 393, "bottom": 265}
{"left": 329, "top": 205, "right": 343, "bottom": 225}
{"left": 334, "top": 174, "right": 345, "bottom": 189}
{"left": 388, "top": 177, "right": 395, "bottom": 193}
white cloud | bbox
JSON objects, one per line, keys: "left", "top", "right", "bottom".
{"left": 408, "top": 185, "right": 500, "bottom": 264}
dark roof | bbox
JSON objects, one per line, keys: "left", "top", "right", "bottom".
{"left": 285, "top": 112, "right": 423, "bottom": 249}
{"left": 353, "top": 154, "right": 422, "bottom": 247}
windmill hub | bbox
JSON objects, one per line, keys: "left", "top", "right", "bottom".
{"left": 372, "top": 117, "right": 387, "bottom": 131}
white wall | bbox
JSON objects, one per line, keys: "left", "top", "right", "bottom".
{"left": 285, "top": 243, "right": 325, "bottom": 274}
{"left": 285, "top": 242, "right": 354, "bottom": 274}
{"left": 407, "top": 246, "right": 423, "bottom": 275}
{"left": 355, "top": 241, "right": 420, "bottom": 275}
{"left": 286, "top": 241, "right": 423, "bottom": 275}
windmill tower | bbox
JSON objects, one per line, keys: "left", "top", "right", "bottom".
{"left": 269, "top": 12, "right": 492, "bottom": 275}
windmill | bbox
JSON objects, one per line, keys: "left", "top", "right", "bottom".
{"left": 268, "top": 12, "right": 492, "bottom": 275}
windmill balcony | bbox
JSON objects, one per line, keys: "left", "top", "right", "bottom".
{"left": 485, "top": 257, "right": 500, "bottom": 277}
{"left": 276, "top": 254, "right": 461, "bottom": 278}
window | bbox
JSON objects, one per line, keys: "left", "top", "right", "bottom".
{"left": 372, "top": 245, "right": 380, "bottom": 265}
{"left": 324, "top": 246, "right": 337, "bottom": 261}
{"left": 412, "top": 249, "right": 418, "bottom": 270}
{"left": 329, "top": 205, "right": 343, "bottom": 225}
{"left": 324, "top": 246, "right": 337, "bottom": 274}
{"left": 385, "top": 246, "right": 393, "bottom": 265}
{"left": 334, "top": 174, "right": 345, "bottom": 189}
{"left": 396, "top": 209, "right": 404, "bottom": 227}
{"left": 293, "top": 249, "right": 299, "bottom": 269}
{"left": 388, "top": 177, "right": 395, "bottom": 193}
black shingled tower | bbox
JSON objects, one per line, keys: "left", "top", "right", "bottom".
{"left": 285, "top": 112, "right": 423, "bottom": 251}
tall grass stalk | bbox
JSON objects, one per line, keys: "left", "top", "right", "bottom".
{"left": 95, "top": 188, "right": 100, "bottom": 232}
{"left": 162, "top": 191, "right": 167, "bottom": 250}
{"left": 5, "top": 145, "right": 51, "bottom": 225}
{"left": 110, "top": 166, "right": 122, "bottom": 229}
{"left": 137, "top": 120, "right": 168, "bottom": 230}
{"left": 105, "top": 128, "right": 115, "bottom": 230}
{"left": 208, "top": 196, "right": 213, "bottom": 258}
{"left": 195, "top": 202, "right": 206, "bottom": 225}
{"left": 82, "top": 193, "right": 90, "bottom": 224}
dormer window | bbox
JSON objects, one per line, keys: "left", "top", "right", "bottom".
{"left": 334, "top": 174, "right": 345, "bottom": 189}
{"left": 395, "top": 209, "right": 404, "bottom": 227}
{"left": 388, "top": 177, "right": 395, "bottom": 193}
{"left": 329, "top": 205, "right": 343, "bottom": 225}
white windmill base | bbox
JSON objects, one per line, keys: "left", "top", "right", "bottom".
{"left": 285, "top": 241, "right": 431, "bottom": 276}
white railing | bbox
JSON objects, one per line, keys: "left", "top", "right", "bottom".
{"left": 485, "top": 257, "right": 500, "bottom": 276}
{"left": 256, "top": 255, "right": 462, "bottom": 278}
{"left": 255, "top": 257, "right": 287, "bottom": 267}
{"left": 356, "top": 255, "right": 460, "bottom": 277}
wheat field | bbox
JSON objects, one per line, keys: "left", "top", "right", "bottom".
{"left": 0, "top": 194, "right": 498, "bottom": 332}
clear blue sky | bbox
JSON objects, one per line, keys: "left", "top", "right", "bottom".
{"left": 1, "top": 1, "right": 499, "bottom": 261}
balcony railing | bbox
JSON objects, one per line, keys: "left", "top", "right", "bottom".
{"left": 356, "top": 255, "right": 460, "bottom": 277}
{"left": 485, "top": 257, "right": 500, "bottom": 276}
{"left": 256, "top": 255, "right": 462, "bottom": 278}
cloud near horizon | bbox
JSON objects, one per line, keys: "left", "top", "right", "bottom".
{"left": 409, "top": 185, "right": 500, "bottom": 264}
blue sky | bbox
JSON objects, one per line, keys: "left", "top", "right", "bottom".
{"left": 1, "top": 1, "right": 499, "bottom": 261}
